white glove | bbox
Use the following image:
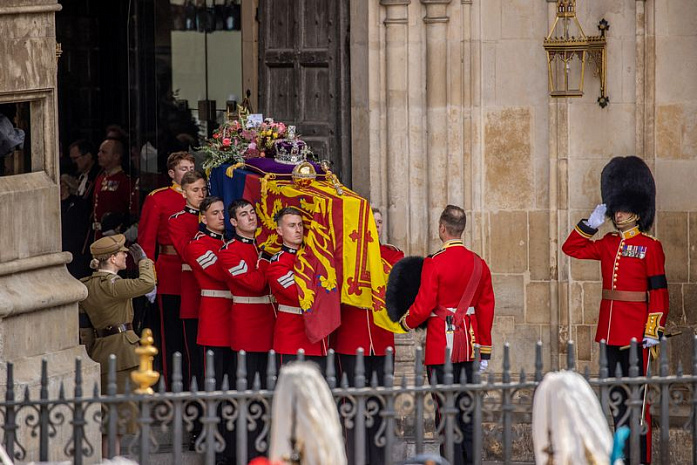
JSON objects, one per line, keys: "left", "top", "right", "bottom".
{"left": 584, "top": 203, "right": 607, "bottom": 229}
{"left": 123, "top": 223, "right": 138, "bottom": 243}
{"left": 479, "top": 360, "right": 489, "bottom": 373}
{"left": 145, "top": 285, "right": 157, "bottom": 304}
{"left": 643, "top": 337, "right": 659, "bottom": 349}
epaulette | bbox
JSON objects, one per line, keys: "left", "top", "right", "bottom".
{"left": 270, "top": 251, "right": 283, "bottom": 263}
{"left": 148, "top": 186, "right": 169, "bottom": 196}
{"left": 428, "top": 249, "right": 446, "bottom": 259}
{"left": 383, "top": 243, "right": 402, "bottom": 252}
{"left": 169, "top": 210, "right": 185, "bottom": 220}
{"left": 610, "top": 232, "right": 619, "bottom": 236}
{"left": 642, "top": 232, "right": 659, "bottom": 241}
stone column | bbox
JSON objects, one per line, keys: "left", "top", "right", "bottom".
{"left": 422, "top": 0, "right": 452, "bottom": 250}
{"left": 0, "top": 1, "right": 100, "bottom": 461}
{"left": 381, "top": 0, "right": 411, "bottom": 250}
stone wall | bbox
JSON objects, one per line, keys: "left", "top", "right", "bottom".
{"left": 0, "top": 1, "right": 100, "bottom": 462}
{"left": 350, "top": 0, "right": 697, "bottom": 373}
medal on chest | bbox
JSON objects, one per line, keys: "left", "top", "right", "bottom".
{"left": 621, "top": 244, "right": 647, "bottom": 259}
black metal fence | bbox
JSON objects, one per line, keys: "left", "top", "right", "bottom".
{"left": 2, "top": 338, "right": 696, "bottom": 465}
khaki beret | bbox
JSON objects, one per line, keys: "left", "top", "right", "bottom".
{"left": 90, "top": 234, "right": 129, "bottom": 259}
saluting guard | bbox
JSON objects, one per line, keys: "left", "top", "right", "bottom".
{"left": 562, "top": 155, "right": 668, "bottom": 464}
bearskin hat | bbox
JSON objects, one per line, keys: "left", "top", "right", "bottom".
{"left": 600, "top": 156, "right": 656, "bottom": 232}
{"left": 385, "top": 256, "right": 427, "bottom": 329}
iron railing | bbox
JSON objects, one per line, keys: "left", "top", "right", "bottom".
{"left": 1, "top": 338, "right": 696, "bottom": 465}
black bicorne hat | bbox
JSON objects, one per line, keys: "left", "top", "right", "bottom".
{"left": 600, "top": 155, "right": 656, "bottom": 232}
{"left": 385, "top": 256, "right": 427, "bottom": 330}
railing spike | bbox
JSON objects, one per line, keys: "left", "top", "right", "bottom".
{"left": 566, "top": 340, "right": 576, "bottom": 371}
{"left": 370, "top": 371, "right": 379, "bottom": 389}
{"left": 157, "top": 376, "right": 166, "bottom": 393}
{"left": 23, "top": 386, "right": 30, "bottom": 402}
{"left": 400, "top": 374, "right": 407, "bottom": 389}
{"left": 584, "top": 366, "right": 590, "bottom": 381}
{"left": 519, "top": 368, "right": 526, "bottom": 384}
{"left": 325, "top": 349, "right": 336, "bottom": 389}
{"left": 237, "top": 350, "right": 248, "bottom": 391}
{"left": 677, "top": 360, "right": 684, "bottom": 377}
{"left": 534, "top": 340, "right": 543, "bottom": 382}
{"left": 190, "top": 376, "right": 199, "bottom": 393}
{"left": 355, "top": 348, "right": 366, "bottom": 389}
{"left": 385, "top": 347, "right": 394, "bottom": 388}
{"left": 267, "top": 350, "right": 278, "bottom": 390}
{"left": 503, "top": 342, "right": 511, "bottom": 383}
{"left": 659, "top": 337, "right": 669, "bottom": 378}
{"left": 629, "top": 338, "right": 639, "bottom": 378}
{"left": 414, "top": 346, "right": 424, "bottom": 387}
{"left": 599, "top": 340, "right": 608, "bottom": 379}
{"left": 221, "top": 374, "right": 230, "bottom": 392}
{"left": 252, "top": 372, "right": 261, "bottom": 391}
{"left": 172, "top": 352, "right": 183, "bottom": 393}
{"left": 340, "top": 372, "right": 349, "bottom": 389}
{"left": 297, "top": 348, "right": 305, "bottom": 362}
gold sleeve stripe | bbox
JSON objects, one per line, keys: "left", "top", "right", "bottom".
{"left": 574, "top": 225, "right": 594, "bottom": 239}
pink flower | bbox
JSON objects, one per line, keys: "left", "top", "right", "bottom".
{"left": 222, "top": 138, "right": 231, "bottom": 146}
{"left": 213, "top": 133, "right": 220, "bottom": 139}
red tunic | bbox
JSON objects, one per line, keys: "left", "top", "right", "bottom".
{"left": 138, "top": 184, "right": 185, "bottom": 295}
{"left": 184, "top": 229, "right": 231, "bottom": 347}
{"left": 404, "top": 240, "right": 495, "bottom": 366}
{"left": 333, "top": 243, "right": 405, "bottom": 356}
{"left": 169, "top": 206, "right": 201, "bottom": 319}
{"left": 217, "top": 235, "right": 276, "bottom": 352}
{"left": 267, "top": 245, "right": 328, "bottom": 356}
{"left": 93, "top": 168, "right": 133, "bottom": 239}
{"left": 562, "top": 222, "right": 669, "bottom": 346}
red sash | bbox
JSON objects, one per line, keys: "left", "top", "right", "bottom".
{"left": 433, "top": 254, "right": 483, "bottom": 363}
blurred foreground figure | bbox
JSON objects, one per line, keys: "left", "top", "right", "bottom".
{"left": 268, "top": 362, "right": 347, "bottom": 465}
{"left": 532, "top": 371, "right": 616, "bottom": 465}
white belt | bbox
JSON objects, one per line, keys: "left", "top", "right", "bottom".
{"left": 232, "top": 295, "right": 274, "bottom": 304}
{"left": 182, "top": 264, "right": 192, "bottom": 271}
{"left": 430, "top": 306, "right": 475, "bottom": 318}
{"left": 201, "top": 289, "right": 233, "bottom": 299}
{"left": 278, "top": 304, "right": 303, "bottom": 315}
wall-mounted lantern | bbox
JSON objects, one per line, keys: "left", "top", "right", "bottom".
{"left": 543, "top": 0, "right": 610, "bottom": 108}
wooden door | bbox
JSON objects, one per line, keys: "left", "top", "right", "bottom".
{"left": 258, "top": 0, "right": 351, "bottom": 183}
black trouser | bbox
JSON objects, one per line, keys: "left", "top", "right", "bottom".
{"left": 158, "top": 294, "right": 187, "bottom": 391}
{"left": 338, "top": 354, "right": 389, "bottom": 465}
{"left": 428, "top": 362, "right": 474, "bottom": 465}
{"left": 135, "top": 296, "right": 163, "bottom": 374}
{"left": 183, "top": 318, "right": 204, "bottom": 389}
{"left": 276, "top": 353, "right": 329, "bottom": 373}
{"left": 203, "top": 346, "right": 235, "bottom": 463}
{"left": 606, "top": 345, "right": 651, "bottom": 464}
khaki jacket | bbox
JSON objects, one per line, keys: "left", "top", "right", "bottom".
{"left": 79, "top": 259, "right": 156, "bottom": 372}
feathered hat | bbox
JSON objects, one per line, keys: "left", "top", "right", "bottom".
{"left": 600, "top": 155, "right": 656, "bottom": 232}
{"left": 385, "top": 256, "right": 427, "bottom": 329}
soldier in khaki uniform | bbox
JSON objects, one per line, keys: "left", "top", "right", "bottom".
{"left": 79, "top": 234, "right": 156, "bottom": 455}
{"left": 80, "top": 234, "right": 156, "bottom": 391}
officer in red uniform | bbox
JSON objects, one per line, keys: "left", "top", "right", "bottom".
{"left": 335, "top": 207, "right": 404, "bottom": 381}
{"left": 399, "top": 205, "right": 495, "bottom": 465}
{"left": 334, "top": 206, "right": 405, "bottom": 465}
{"left": 93, "top": 137, "right": 134, "bottom": 239}
{"left": 184, "top": 196, "right": 234, "bottom": 464}
{"left": 267, "top": 207, "right": 329, "bottom": 367}
{"left": 168, "top": 170, "right": 207, "bottom": 388}
{"left": 218, "top": 198, "right": 275, "bottom": 461}
{"left": 218, "top": 199, "right": 275, "bottom": 383}
{"left": 562, "top": 156, "right": 667, "bottom": 465}
{"left": 138, "top": 151, "right": 194, "bottom": 388}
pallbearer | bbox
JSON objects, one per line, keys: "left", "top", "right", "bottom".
{"left": 267, "top": 207, "right": 329, "bottom": 367}
{"left": 168, "top": 170, "right": 207, "bottom": 387}
{"left": 562, "top": 155, "right": 668, "bottom": 465}
{"left": 137, "top": 151, "right": 195, "bottom": 387}
{"left": 333, "top": 206, "right": 404, "bottom": 465}
{"left": 184, "top": 196, "right": 234, "bottom": 464}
